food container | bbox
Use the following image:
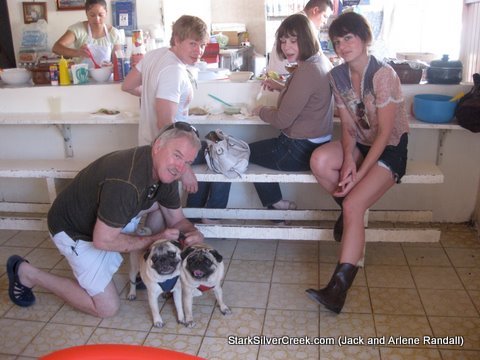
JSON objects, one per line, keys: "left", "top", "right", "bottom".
{"left": 388, "top": 61, "right": 423, "bottom": 84}
{"left": 71, "top": 64, "right": 89, "bottom": 84}
{"left": 0, "top": 68, "right": 32, "bottom": 85}
{"left": 223, "top": 103, "right": 248, "bottom": 115}
{"left": 30, "top": 63, "right": 51, "bottom": 85}
{"left": 427, "top": 55, "right": 462, "bottom": 84}
{"left": 213, "top": 32, "right": 229, "bottom": 48}
{"left": 413, "top": 94, "right": 457, "bottom": 123}
{"left": 228, "top": 71, "right": 253, "bottom": 82}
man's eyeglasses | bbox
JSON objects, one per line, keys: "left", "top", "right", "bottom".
{"left": 164, "top": 121, "right": 200, "bottom": 138}
{"left": 356, "top": 101, "right": 370, "bottom": 129}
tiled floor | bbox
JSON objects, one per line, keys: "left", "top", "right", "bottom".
{"left": 0, "top": 224, "right": 479, "bottom": 359}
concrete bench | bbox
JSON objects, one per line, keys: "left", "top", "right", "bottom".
{"left": 191, "top": 162, "right": 444, "bottom": 184}
{"left": 0, "top": 158, "right": 443, "bottom": 243}
{"left": 185, "top": 162, "right": 443, "bottom": 242}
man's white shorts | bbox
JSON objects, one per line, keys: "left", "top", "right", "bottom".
{"left": 51, "top": 231, "right": 123, "bottom": 296}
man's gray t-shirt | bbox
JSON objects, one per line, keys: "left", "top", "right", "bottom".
{"left": 48, "top": 146, "right": 180, "bottom": 241}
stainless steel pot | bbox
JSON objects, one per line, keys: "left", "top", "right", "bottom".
{"left": 427, "top": 55, "right": 462, "bottom": 84}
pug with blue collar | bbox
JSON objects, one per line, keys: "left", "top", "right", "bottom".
{"left": 128, "top": 238, "right": 185, "bottom": 328}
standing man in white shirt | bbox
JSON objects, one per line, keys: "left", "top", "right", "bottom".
{"left": 122, "top": 15, "right": 209, "bottom": 147}
{"left": 122, "top": 15, "right": 231, "bottom": 225}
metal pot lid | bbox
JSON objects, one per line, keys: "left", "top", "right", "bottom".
{"left": 430, "top": 55, "right": 462, "bottom": 68}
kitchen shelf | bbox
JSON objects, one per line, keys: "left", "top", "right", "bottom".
{"left": 0, "top": 111, "right": 465, "bottom": 130}
{"left": 0, "top": 112, "right": 139, "bottom": 125}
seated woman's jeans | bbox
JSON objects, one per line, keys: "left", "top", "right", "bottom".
{"left": 186, "top": 141, "right": 231, "bottom": 209}
{"left": 249, "top": 133, "right": 327, "bottom": 207}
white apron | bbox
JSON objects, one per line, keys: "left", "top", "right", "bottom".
{"left": 84, "top": 24, "right": 113, "bottom": 68}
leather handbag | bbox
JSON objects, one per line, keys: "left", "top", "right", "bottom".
{"left": 204, "top": 129, "right": 250, "bottom": 178}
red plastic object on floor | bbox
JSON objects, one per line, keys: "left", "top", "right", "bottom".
{"left": 40, "top": 344, "right": 204, "bottom": 360}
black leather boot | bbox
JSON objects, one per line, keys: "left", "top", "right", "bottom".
{"left": 333, "top": 197, "right": 344, "bottom": 242}
{"left": 305, "top": 263, "right": 358, "bottom": 314}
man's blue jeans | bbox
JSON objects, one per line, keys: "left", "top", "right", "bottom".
{"left": 186, "top": 141, "right": 231, "bottom": 209}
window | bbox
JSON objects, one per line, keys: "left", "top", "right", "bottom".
{"left": 358, "top": 0, "right": 463, "bottom": 60}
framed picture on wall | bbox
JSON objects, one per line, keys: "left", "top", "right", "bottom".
{"left": 23, "top": 2, "right": 48, "bottom": 24}
{"left": 56, "top": 0, "right": 85, "bottom": 11}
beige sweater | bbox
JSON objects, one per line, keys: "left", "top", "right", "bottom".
{"left": 259, "top": 52, "right": 334, "bottom": 140}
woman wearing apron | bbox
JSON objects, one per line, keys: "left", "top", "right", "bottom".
{"left": 52, "top": 0, "right": 121, "bottom": 67}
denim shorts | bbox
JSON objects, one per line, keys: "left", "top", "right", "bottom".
{"left": 356, "top": 132, "right": 408, "bottom": 183}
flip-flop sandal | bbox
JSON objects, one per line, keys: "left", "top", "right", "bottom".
{"left": 7, "top": 255, "right": 35, "bottom": 307}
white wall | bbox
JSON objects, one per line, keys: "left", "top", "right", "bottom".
{"left": 162, "top": 0, "right": 211, "bottom": 45}
{"left": 210, "top": 0, "right": 266, "bottom": 55}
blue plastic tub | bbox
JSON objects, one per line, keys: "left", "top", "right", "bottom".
{"left": 413, "top": 94, "right": 457, "bottom": 123}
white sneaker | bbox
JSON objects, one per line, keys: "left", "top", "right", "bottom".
{"left": 272, "top": 200, "right": 297, "bottom": 210}
{"left": 270, "top": 200, "right": 297, "bottom": 225}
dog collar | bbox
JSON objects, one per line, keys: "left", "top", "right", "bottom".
{"left": 158, "top": 276, "right": 179, "bottom": 293}
{"left": 197, "top": 284, "right": 214, "bottom": 292}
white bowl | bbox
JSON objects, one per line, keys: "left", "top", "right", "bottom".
{"left": 223, "top": 102, "right": 248, "bottom": 115}
{"left": 229, "top": 71, "right": 253, "bottom": 82}
{"left": 89, "top": 66, "right": 113, "bottom": 82}
{"left": 1, "top": 68, "right": 32, "bottom": 85}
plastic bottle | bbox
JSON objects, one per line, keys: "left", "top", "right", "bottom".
{"left": 122, "top": 56, "right": 131, "bottom": 78}
{"left": 58, "top": 56, "right": 71, "bottom": 85}
{"left": 130, "top": 30, "right": 146, "bottom": 67}
{"left": 112, "top": 50, "right": 124, "bottom": 81}
{"left": 49, "top": 64, "right": 59, "bottom": 86}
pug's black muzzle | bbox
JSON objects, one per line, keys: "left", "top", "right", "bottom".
{"left": 187, "top": 253, "right": 215, "bottom": 280}
{"left": 151, "top": 255, "right": 180, "bottom": 275}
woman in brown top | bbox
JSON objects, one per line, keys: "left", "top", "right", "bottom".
{"left": 250, "top": 13, "right": 334, "bottom": 211}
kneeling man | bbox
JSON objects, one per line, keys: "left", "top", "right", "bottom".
{"left": 6, "top": 122, "right": 203, "bottom": 318}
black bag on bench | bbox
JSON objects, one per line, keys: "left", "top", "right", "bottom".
{"left": 455, "top": 73, "right": 480, "bottom": 133}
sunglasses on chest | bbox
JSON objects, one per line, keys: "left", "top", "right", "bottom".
{"left": 355, "top": 101, "right": 370, "bottom": 129}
